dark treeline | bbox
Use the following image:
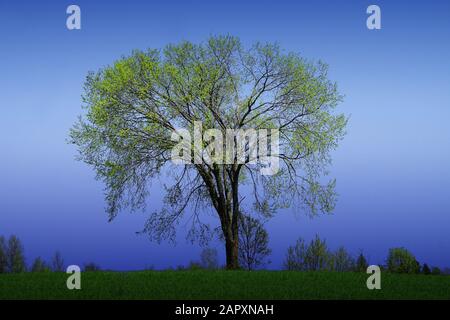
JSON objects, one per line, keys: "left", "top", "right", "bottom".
{"left": 0, "top": 234, "right": 100, "bottom": 273}
{"left": 0, "top": 233, "right": 448, "bottom": 274}
{"left": 283, "top": 235, "right": 447, "bottom": 275}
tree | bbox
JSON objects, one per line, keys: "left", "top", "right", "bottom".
{"left": 187, "top": 261, "right": 203, "bottom": 270}
{"left": 52, "top": 251, "right": 65, "bottom": 272}
{"left": 200, "top": 248, "right": 219, "bottom": 269}
{"left": 84, "top": 262, "right": 101, "bottom": 272}
{"left": 6, "top": 235, "right": 26, "bottom": 273}
{"left": 284, "top": 238, "right": 307, "bottom": 271}
{"left": 31, "top": 257, "right": 50, "bottom": 272}
{"left": 355, "top": 252, "right": 368, "bottom": 272}
{"left": 0, "top": 236, "right": 7, "bottom": 273}
{"left": 386, "top": 247, "right": 420, "bottom": 274}
{"left": 330, "top": 246, "right": 355, "bottom": 272}
{"left": 422, "top": 263, "right": 431, "bottom": 275}
{"left": 283, "top": 235, "right": 331, "bottom": 271}
{"left": 70, "top": 35, "right": 346, "bottom": 269}
{"left": 238, "top": 214, "right": 271, "bottom": 270}
{"left": 304, "top": 235, "right": 330, "bottom": 271}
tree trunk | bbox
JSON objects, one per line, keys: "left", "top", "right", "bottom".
{"left": 206, "top": 165, "right": 241, "bottom": 269}
{"left": 217, "top": 203, "right": 239, "bottom": 269}
{"left": 224, "top": 169, "right": 240, "bottom": 269}
{"left": 225, "top": 236, "right": 239, "bottom": 269}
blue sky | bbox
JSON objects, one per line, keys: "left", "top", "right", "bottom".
{"left": 0, "top": 0, "right": 449, "bottom": 270}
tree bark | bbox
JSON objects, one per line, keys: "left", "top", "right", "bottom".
{"left": 224, "top": 168, "right": 240, "bottom": 270}
{"left": 199, "top": 164, "right": 241, "bottom": 269}
{"left": 225, "top": 237, "right": 239, "bottom": 269}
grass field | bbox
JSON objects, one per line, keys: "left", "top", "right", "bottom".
{"left": 1, "top": 270, "right": 450, "bottom": 300}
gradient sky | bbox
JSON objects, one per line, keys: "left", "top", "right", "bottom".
{"left": 1, "top": 0, "right": 449, "bottom": 270}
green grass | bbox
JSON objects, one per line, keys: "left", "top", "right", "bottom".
{"left": 1, "top": 271, "right": 449, "bottom": 300}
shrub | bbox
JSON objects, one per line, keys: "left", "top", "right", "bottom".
{"left": 200, "top": 248, "right": 219, "bottom": 270}
{"left": 355, "top": 252, "right": 369, "bottom": 272}
{"left": 422, "top": 263, "right": 431, "bottom": 275}
{"left": 431, "top": 267, "right": 441, "bottom": 275}
{"left": 187, "top": 261, "right": 203, "bottom": 270}
{"left": 284, "top": 238, "right": 307, "bottom": 271}
{"left": 386, "top": 247, "right": 420, "bottom": 274}
{"left": 84, "top": 262, "right": 101, "bottom": 272}
{"left": 330, "top": 247, "right": 355, "bottom": 272}
{"left": 305, "top": 235, "right": 331, "bottom": 271}
{"left": 52, "top": 251, "right": 65, "bottom": 272}
{"left": 31, "top": 257, "right": 51, "bottom": 272}
{"left": 0, "top": 236, "right": 7, "bottom": 273}
{"left": 284, "top": 235, "right": 331, "bottom": 271}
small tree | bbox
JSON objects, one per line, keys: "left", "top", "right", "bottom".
{"left": 431, "top": 267, "right": 441, "bottom": 275}
{"left": 422, "top": 263, "right": 431, "bottom": 275}
{"left": 0, "top": 236, "right": 7, "bottom": 273}
{"left": 52, "top": 251, "right": 65, "bottom": 272}
{"left": 283, "top": 235, "right": 331, "bottom": 271}
{"left": 31, "top": 257, "right": 50, "bottom": 272}
{"left": 238, "top": 215, "right": 271, "bottom": 270}
{"left": 355, "top": 252, "right": 368, "bottom": 272}
{"left": 386, "top": 247, "right": 420, "bottom": 274}
{"left": 187, "top": 261, "right": 203, "bottom": 270}
{"left": 7, "top": 235, "right": 26, "bottom": 273}
{"left": 84, "top": 262, "right": 101, "bottom": 272}
{"left": 330, "top": 246, "right": 355, "bottom": 272}
{"left": 283, "top": 238, "right": 307, "bottom": 271}
{"left": 200, "top": 248, "right": 219, "bottom": 270}
{"left": 304, "top": 235, "right": 330, "bottom": 271}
